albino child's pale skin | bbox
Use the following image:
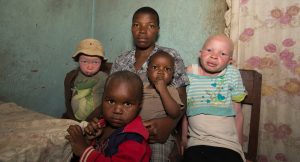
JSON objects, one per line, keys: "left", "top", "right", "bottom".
{"left": 78, "top": 55, "right": 102, "bottom": 76}
{"left": 180, "top": 34, "right": 244, "bottom": 154}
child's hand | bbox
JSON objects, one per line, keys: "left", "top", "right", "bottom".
{"left": 153, "top": 73, "right": 168, "bottom": 93}
{"left": 84, "top": 117, "right": 104, "bottom": 140}
{"left": 65, "top": 125, "right": 89, "bottom": 156}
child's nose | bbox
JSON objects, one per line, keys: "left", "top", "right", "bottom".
{"left": 87, "top": 64, "right": 93, "bottom": 69}
{"left": 210, "top": 52, "right": 218, "bottom": 59}
{"left": 157, "top": 68, "right": 165, "bottom": 74}
{"left": 113, "top": 105, "right": 123, "bottom": 114}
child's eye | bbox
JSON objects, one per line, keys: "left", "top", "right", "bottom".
{"left": 92, "top": 61, "right": 100, "bottom": 65}
{"left": 148, "top": 24, "right": 156, "bottom": 29}
{"left": 152, "top": 65, "right": 158, "bottom": 70}
{"left": 80, "top": 60, "right": 88, "bottom": 64}
{"left": 206, "top": 49, "right": 212, "bottom": 52}
{"left": 165, "top": 67, "right": 172, "bottom": 72}
{"left": 132, "top": 23, "right": 139, "bottom": 28}
{"left": 221, "top": 52, "right": 228, "bottom": 56}
{"left": 123, "top": 102, "right": 132, "bottom": 107}
{"left": 107, "top": 100, "right": 115, "bottom": 105}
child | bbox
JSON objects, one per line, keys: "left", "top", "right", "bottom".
{"left": 141, "top": 51, "right": 184, "bottom": 161}
{"left": 62, "top": 38, "right": 108, "bottom": 122}
{"left": 65, "top": 70, "right": 151, "bottom": 162}
{"left": 182, "top": 34, "right": 247, "bottom": 162}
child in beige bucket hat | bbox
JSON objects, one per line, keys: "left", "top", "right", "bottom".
{"left": 62, "top": 38, "right": 108, "bottom": 122}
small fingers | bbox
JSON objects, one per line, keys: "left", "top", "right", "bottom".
{"left": 84, "top": 127, "right": 93, "bottom": 136}
{"left": 90, "top": 120, "right": 101, "bottom": 130}
{"left": 92, "top": 118, "right": 99, "bottom": 125}
{"left": 84, "top": 121, "right": 101, "bottom": 136}
{"left": 65, "top": 134, "right": 74, "bottom": 143}
{"left": 67, "top": 125, "right": 82, "bottom": 134}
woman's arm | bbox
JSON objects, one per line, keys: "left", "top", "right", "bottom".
{"left": 143, "top": 116, "right": 176, "bottom": 143}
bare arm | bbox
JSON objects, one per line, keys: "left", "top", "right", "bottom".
{"left": 233, "top": 102, "right": 244, "bottom": 145}
{"left": 84, "top": 117, "right": 104, "bottom": 139}
{"left": 176, "top": 86, "right": 187, "bottom": 123}
{"left": 65, "top": 125, "right": 89, "bottom": 156}
{"left": 144, "top": 117, "right": 176, "bottom": 143}
{"left": 177, "top": 86, "right": 187, "bottom": 155}
{"left": 180, "top": 115, "right": 188, "bottom": 155}
{"left": 155, "top": 82, "right": 181, "bottom": 119}
{"left": 177, "top": 86, "right": 187, "bottom": 112}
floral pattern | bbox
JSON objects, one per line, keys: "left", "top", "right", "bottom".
{"left": 226, "top": 0, "right": 300, "bottom": 161}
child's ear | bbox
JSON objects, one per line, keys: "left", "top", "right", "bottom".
{"left": 136, "top": 103, "right": 143, "bottom": 114}
{"left": 228, "top": 56, "right": 233, "bottom": 64}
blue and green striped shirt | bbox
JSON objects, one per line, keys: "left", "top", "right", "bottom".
{"left": 186, "top": 64, "right": 247, "bottom": 117}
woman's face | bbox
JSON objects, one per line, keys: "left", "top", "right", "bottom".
{"left": 78, "top": 55, "right": 102, "bottom": 76}
{"left": 131, "top": 13, "right": 160, "bottom": 50}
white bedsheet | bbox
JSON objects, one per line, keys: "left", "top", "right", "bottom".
{"left": 0, "top": 102, "right": 79, "bottom": 162}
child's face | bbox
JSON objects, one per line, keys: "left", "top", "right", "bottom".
{"left": 102, "top": 80, "right": 141, "bottom": 128}
{"left": 199, "top": 36, "right": 233, "bottom": 75}
{"left": 131, "top": 12, "right": 159, "bottom": 49}
{"left": 78, "top": 55, "right": 102, "bottom": 76}
{"left": 147, "top": 53, "right": 174, "bottom": 85}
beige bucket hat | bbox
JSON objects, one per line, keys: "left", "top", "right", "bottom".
{"left": 72, "top": 38, "right": 107, "bottom": 60}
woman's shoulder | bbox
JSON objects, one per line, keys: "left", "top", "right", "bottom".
{"left": 115, "top": 49, "right": 135, "bottom": 60}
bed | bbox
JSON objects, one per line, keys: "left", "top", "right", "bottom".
{"left": 0, "top": 101, "right": 79, "bottom": 162}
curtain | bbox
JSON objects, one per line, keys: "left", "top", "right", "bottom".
{"left": 225, "top": 0, "right": 300, "bottom": 162}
